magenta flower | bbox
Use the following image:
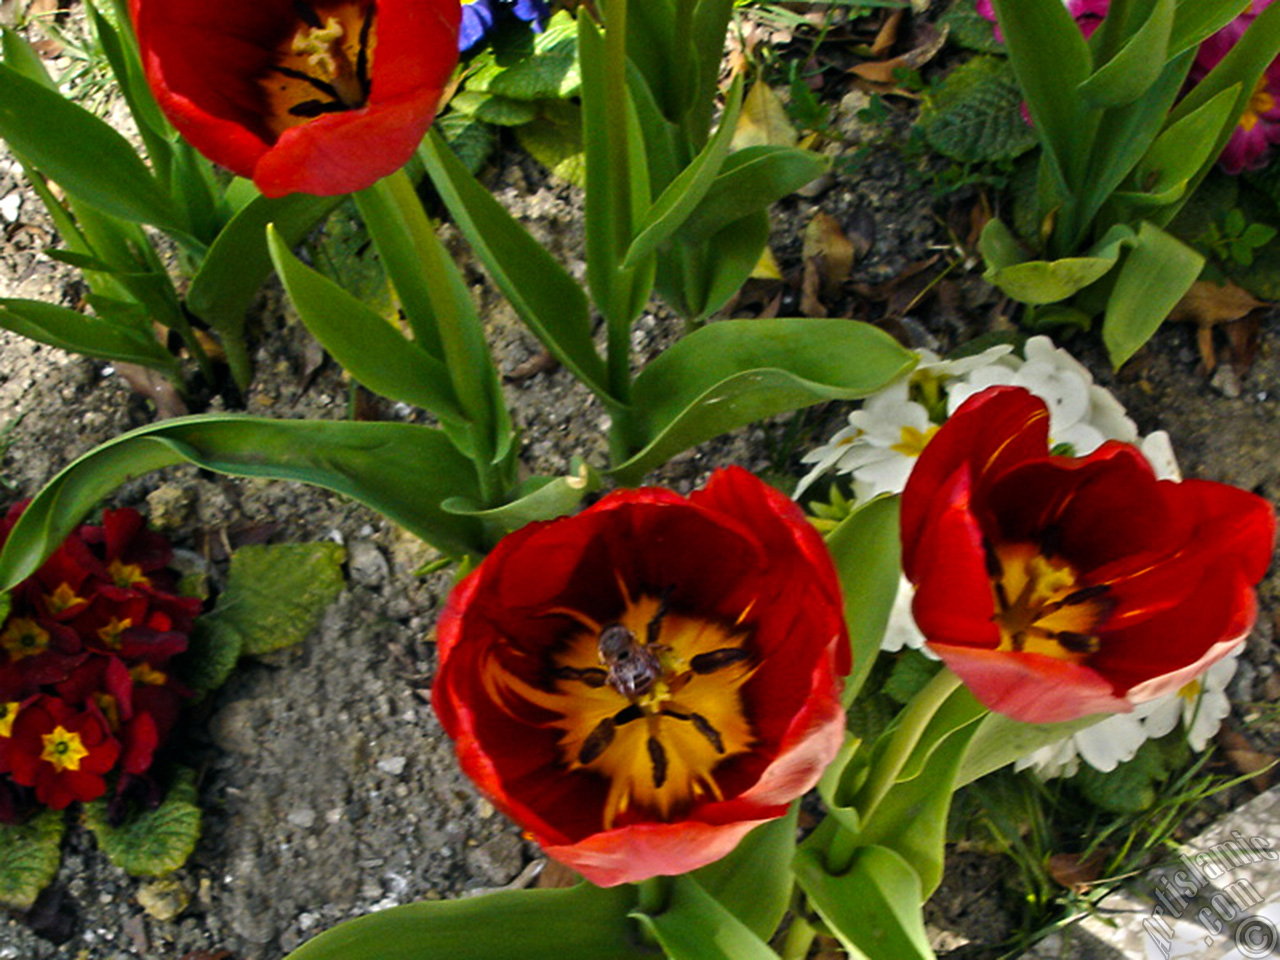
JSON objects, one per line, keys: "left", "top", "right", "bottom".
{"left": 976, "top": 0, "right": 1110, "bottom": 43}
{"left": 1190, "top": 0, "right": 1280, "bottom": 174}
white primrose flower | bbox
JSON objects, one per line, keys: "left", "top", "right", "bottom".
{"left": 794, "top": 344, "right": 1014, "bottom": 499}
{"left": 1015, "top": 648, "right": 1242, "bottom": 779}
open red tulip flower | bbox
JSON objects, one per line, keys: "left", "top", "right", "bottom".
{"left": 433, "top": 467, "right": 849, "bottom": 887}
{"left": 130, "top": 0, "right": 461, "bottom": 197}
{"left": 901, "top": 386, "right": 1275, "bottom": 724}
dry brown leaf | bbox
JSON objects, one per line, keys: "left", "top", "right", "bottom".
{"left": 535, "top": 859, "right": 581, "bottom": 889}
{"left": 731, "top": 80, "right": 796, "bottom": 150}
{"left": 800, "top": 258, "right": 827, "bottom": 317}
{"left": 871, "top": 8, "right": 904, "bottom": 57}
{"left": 1217, "top": 728, "right": 1277, "bottom": 791}
{"left": 114, "top": 362, "right": 190, "bottom": 419}
{"left": 850, "top": 24, "right": 949, "bottom": 85}
{"left": 803, "top": 211, "right": 856, "bottom": 297}
{"left": 505, "top": 347, "right": 560, "bottom": 382}
{"left": 1047, "top": 850, "right": 1108, "bottom": 893}
{"left": 1169, "top": 280, "right": 1267, "bottom": 326}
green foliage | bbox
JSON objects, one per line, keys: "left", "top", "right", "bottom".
{"left": 884, "top": 651, "right": 942, "bottom": 705}
{"left": 84, "top": 768, "right": 201, "bottom": 877}
{"left": 977, "top": 0, "right": 1280, "bottom": 364}
{"left": 199, "top": 542, "right": 346, "bottom": 659}
{"left": 918, "top": 56, "right": 1038, "bottom": 163}
{"left": 940, "top": 0, "right": 1005, "bottom": 53}
{"left": 0, "top": 809, "right": 65, "bottom": 910}
{"left": 1074, "top": 735, "right": 1193, "bottom": 815}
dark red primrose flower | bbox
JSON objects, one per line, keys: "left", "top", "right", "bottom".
{"left": 131, "top": 0, "right": 461, "bottom": 196}
{"left": 901, "top": 386, "right": 1275, "bottom": 724}
{"left": 433, "top": 468, "right": 849, "bottom": 887}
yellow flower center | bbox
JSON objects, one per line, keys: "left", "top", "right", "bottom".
{"left": 499, "top": 590, "right": 758, "bottom": 829}
{"left": 1240, "top": 76, "right": 1275, "bottom": 134}
{"left": 40, "top": 725, "right": 89, "bottom": 773}
{"left": 95, "top": 693, "right": 122, "bottom": 732}
{"left": 262, "top": 1, "right": 377, "bottom": 136}
{"left": 130, "top": 662, "right": 168, "bottom": 686}
{"left": 45, "top": 582, "right": 85, "bottom": 615}
{"left": 890, "top": 424, "right": 939, "bottom": 458}
{"left": 108, "top": 559, "right": 150, "bottom": 590}
{"left": 1, "top": 617, "right": 50, "bottom": 661}
{"left": 97, "top": 616, "right": 134, "bottom": 651}
{"left": 0, "top": 702, "right": 19, "bottom": 739}
{"left": 989, "top": 542, "right": 1112, "bottom": 663}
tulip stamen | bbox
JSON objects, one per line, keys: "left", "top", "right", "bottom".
{"left": 505, "top": 592, "right": 757, "bottom": 828}
{"left": 989, "top": 541, "right": 1110, "bottom": 664}
{"left": 264, "top": 2, "right": 377, "bottom": 134}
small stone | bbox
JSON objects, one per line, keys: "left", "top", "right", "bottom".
{"left": 1209, "top": 364, "right": 1242, "bottom": 399}
{"left": 145, "top": 483, "right": 196, "bottom": 531}
{"left": 0, "top": 193, "right": 20, "bottom": 223}
{"left": 376, "top": 756, "right": 407, "bottom": 776}
{"left": 465, "top": 832, "right": 524, "bottom": 887}
{"left": 348, "top": 539, "right": 390, "bottom": 587}
{"left": 136, "top": 877, "right": 191, "bottom": 922}
{"left": 286, "top": 807, "right": 317, "bottom": 829}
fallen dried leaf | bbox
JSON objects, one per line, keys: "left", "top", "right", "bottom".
{"left": 1047, "top": 850, "right": 1108, "bottom": 893}
{"left": 871, "top": 8, "right": 904, "bottom": 57}
{"left": 803, "top": 211, "right": 856, "bottom": 298}
{"left": 505, "top": 348, "right": 560, "bottom": 382}
{"left": 535, "top": 859, "right": 581, "bottom": 889}
{"left": 1217, "top": 727, "right": 1277, "bottom": 791}
{"left": 114, "top": 362, "right": 190, "bottom": 419}
{"left": 1169, "top": 280, "right": 1267, "bottom": 326}
{"left": 732, "top": 80, "right": 796, "bottom": 150}
{"left": 850, "top": 24, "right": 949, "bottom": 85}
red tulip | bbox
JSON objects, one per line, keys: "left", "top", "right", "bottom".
{"left": 434, "top": 468, "right": 849, "bottom": 886}
{"left": 901, "top": 386, "right": 1275, "bottom": 724}
{"left": 131, "top": 0, "right": 461, "bottom": 197}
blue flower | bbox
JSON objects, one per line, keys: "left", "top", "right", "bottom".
{"left": 459, "top": 0, "right": 551, "bottom": 53}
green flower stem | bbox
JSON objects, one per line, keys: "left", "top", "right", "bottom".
{"left": 635, "top": 875, "right": 671, "bottom": 916}
{"left": 602, "top": 0, "right": 634, "bottom": 405}
{"left": 833, "top": 668, "right": 965, "bottom": 870}
{"left": 781, "top": 914, "right": 817, "bottom": 960}
{"left": 356, "top": 169, "right": 506, "bottom": 504}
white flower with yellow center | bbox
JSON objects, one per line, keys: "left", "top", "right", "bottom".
{"left": 795, "top": 344, "right": 1013, "bottom": 499}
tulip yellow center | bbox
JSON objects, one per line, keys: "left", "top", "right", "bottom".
{"left": 989, "top": 542, "right": 1112, "bottom": 663}
{"left": 1, "top": 617, "right": 50, "bottom": 661}
{"left": 263, "top": 1, "right": 376, "bottom": 136}
{"left": 41, "top": 725, "right": 89, "bottom": 773}
{"left": 1240, "top": 76, "right": 1275, "bottom": 134}
{"left": 500, "top": 590, "right": 758, "bottom": 829}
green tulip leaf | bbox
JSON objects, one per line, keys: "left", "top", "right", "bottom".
{"left": 956, "top": 711, "right": 1112, "bottom": 787}
{"left": 678, "top": 146, "right": 829, "bottom": 244}
{"left": 690, "top": 805, "right": 798, "bottom": 941}
{"left": 1103, "top": 221, "right": 1203, "bottom": 367}
{"left": 84, "top": 768, "right": 200, "bottom": 878}
{"left": 420, "top": 128, "right": 606, "bottom": 396}
{"left": 284, "top": 883, "right": 650, "bottom": 960}
{"left": 0, "top": 62, "right": 180, "bottom": 232}
{"left": 794, "top": 843, "right": 936, "bottom": 960}
{"left": 0, "top": 298, "right": 179, "bottom": 374}
{"left": 1170, "top": 0, "right": 1255, "bottom": 57}
{"left": 1134, "top": 86, "right": 1239, "bottom": 201}
{"left": 0, "top": 809, "right": 64, "bottom": 911}
{"left": 266, "top": 225, "right": 468, "bottom": 424}
{"left": 622, "top": 73, "right": 745, "bottom": 271}
{"left": 1077, "top": 0, "right": 1173, "bottom": 107}
{"left": 632, "top": 875, "right": 782, "bottom": 960}
{"left": 613, "top": 319, "right": 916, "bottom": 483}
{"left": 442, "top": 461, "right": 600, "bottom": 532}
{"left": 988, "top": 0, "right": 1092, "bottom": 191}
{"left": 201, "top": 542, "right": 346, "bottom": 659}
{"left": 0, "top": 416, "right": 487, "bottom": 596}
{"left": 825, "top": 496, "right": 902, "bottom": 708}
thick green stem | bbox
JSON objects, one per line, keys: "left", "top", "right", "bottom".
{"left": 635, "top": 875, "right": 670, "bottom": 915}
{"left": 781, "top": 914, "right": 817, "bottom": 960}
{"left": 846, "top": 669, "right": 964, "bottom": 852}
{"left": 602, "top": 0, "right": 634, "bottom": 404}
{"left": 356, "top": 169, "right": 506, "bottom": 504}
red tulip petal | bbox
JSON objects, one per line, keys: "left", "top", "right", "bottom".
{"left": 929, "top": 644, "right": 1130, "bottom": 723}
{"left": 902, "top": 386, "right": 1050, "bottom": 578}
